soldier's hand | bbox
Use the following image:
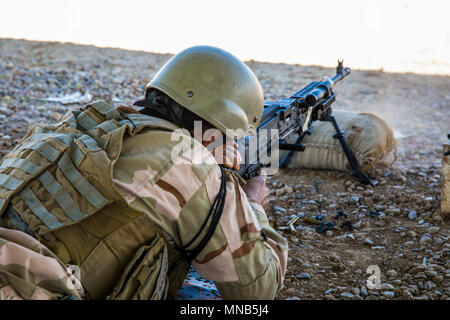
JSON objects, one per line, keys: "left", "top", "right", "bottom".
{"left": 243, "top": 172, "right": 270, "bottom": 210}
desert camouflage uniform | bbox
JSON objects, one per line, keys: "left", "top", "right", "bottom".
{"left": 0, "top": 101, "right": 287, "bottom": 299}
{"left": 113, "top": 114, "right": 288, "bottom": 299}
{"left": 0, "top": 227, "right": 83, "bottom": 300}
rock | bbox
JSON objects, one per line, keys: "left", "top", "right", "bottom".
{"left": 284, "top": 186, "right": 294, "bottom": 194}
{"left": 408, "top": 210, "right": 418, "bottom": 220}
{"left": 296, "top": 272, "right": 310, "bottom": 280}
{"left": 427, "top": 227, "right": 440, "bottom": 234}
{"left": 328, "top": 253, "right": 341, "bottom": 263}
{"left": 364, "top": 237, "right": 375, "bottom": 245}
{"left": 348, "top": 197, "right": 359, "bottom": 205}
{"left": 386, "top": 270, "right": 398, "bottom": 278}
{"left": 402, "top": 290, "right": 413, "bottom": 299}
{"left": 407, "top": 230, "right": 417, "bottom": 238}
{"left": 285, "top": 296, "right": 301, "bottom": 300}
{"left": 381, "top": 291, "right": 395, "bottom": 298}
{"left": 380, "top": 283, "right": 395, "bottom": 290}
{"left": 273, "top": 206, "right": 286, "bottom": 213}
{"left": 324, "top": 289, "right": 335, "bottom": 295}
{"left": 352, "top": 220, "right": 362, "bottom": 229}
{"left": 432, "top": 215, "right": 443, "bottom": 224}
{"left": 394, "top": 227, "right": 407, "bottom": 233}
{"left": 340, "top": 292, "right": 354, "bottom": 299}
{"left": 424, "top": 281, "right": 436, "bottom": 290}
{"left": 360, "top": 286, "right": 368, "bottom": 297}
{"left": 420, "top": 234, "right": 433, "bottom": 245}
{"left": 390, "top": 208, "right": 402, "bottom": 215}
{"left": 325, "top": 230, "right": 333, "bottom": 237}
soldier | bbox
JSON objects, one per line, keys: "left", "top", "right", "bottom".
{"left": 0, "top": 46, "right": 288, "bottom": 300}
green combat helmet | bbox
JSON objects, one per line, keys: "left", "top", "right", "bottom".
{"left": 146, "top": 46, "right": 264, "bottom": 139}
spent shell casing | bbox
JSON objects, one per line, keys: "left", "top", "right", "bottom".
{"left": 286, "top": 216, "right": 299, "bottom": 226}
{"left": 289, "top": 224, "right": 297, "bottom": 233}
{"left": 303, "top": 217, "right": 320, "bottom": 225}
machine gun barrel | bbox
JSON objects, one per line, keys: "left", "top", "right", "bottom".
{"left": 305, "top": 61, "right": 351, "bottom": 106}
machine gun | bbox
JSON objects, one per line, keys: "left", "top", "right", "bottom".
{"left": 236, "top": 61, "right": 372, "bottom": 185}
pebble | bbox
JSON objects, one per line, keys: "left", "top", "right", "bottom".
{"left": 284, "top": 186, "right": 294, "bottom": 194}
{"left": 420, "top": 234, "right": 433, "bottom": 245}
{"left": 386, "top": 270, "right": 398, "bottom": 278}
{"left": 381, "top": 291, "right": 395, "bottom": 298}
{"left": 407, "top": 230, "right": 417, "bottom": 238}
{"left": 273, "top": 206, "right": 286, "bottom": 213}
{"left": 402, "top": 290, "right": 413, "bottom": 299}
{"left": 296, "top": 273, "right": 310, "bottom": 280}
{"left": 348, "top": 197, "right": 359, "bottom": 205}
{"left": 360, "top": 286, "right": 368, "bottom": 297}
{"left": 424, "top": 281, "right": 436, "bottom": 290}
{"left": 380, "top": 284, "right": 394, "bottom": 290}
{"left": 427, "top": 227, "right": 440, "bottom": 234}
{"left": 408, "top": 210, "right": 417, "bottom": 220}
{"left": 340, "top": 292, "right": 354, "bottom": 299}
{"left": 328, "top": 253, "right": 341, "bottom": 263}
{"left": 352, "top": 220, "right": 362, "bottom": 229}
{"left": 432, "top": 215, "right": 443, "bottom": 224}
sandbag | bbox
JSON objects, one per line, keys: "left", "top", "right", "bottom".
{"left": 287, "top": 110, "right": 397, "bottom": 172}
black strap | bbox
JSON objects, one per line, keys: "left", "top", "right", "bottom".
{"left": 176, "top": 165, "right": 227, "bottom": 263}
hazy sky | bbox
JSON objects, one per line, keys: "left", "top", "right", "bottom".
{"left": 1, "top": 0, "right": 449, "bottom": 74}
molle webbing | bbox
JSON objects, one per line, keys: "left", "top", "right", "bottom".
{"left": 0, "top": 100, "right": 175, "bottom": 237}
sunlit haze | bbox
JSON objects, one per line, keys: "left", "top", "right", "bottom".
{"left": 1, "top": 0, "right": 449, "bottom": 74}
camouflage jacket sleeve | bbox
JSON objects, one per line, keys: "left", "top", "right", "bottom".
{"left": 112, "top": 130, "right": 288, "bottom": 300}
{"left": 0, "top": 227, "right": 84, "bottom": 300}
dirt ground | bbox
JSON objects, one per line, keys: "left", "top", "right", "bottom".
{"left": 0, "top": 38, "right": 449, "bottom": 300}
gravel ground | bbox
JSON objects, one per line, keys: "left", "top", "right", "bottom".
{"left": 0, "top": 38, "right": 449, "bottom": 300}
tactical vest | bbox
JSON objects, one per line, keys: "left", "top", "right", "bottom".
{"left": 0, "top": 100, "right": 189, "bottom": 299}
